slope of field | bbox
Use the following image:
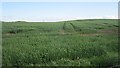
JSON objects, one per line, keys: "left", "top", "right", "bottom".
{"left": 2, "top": 19, "right": 119, "bottom": 67}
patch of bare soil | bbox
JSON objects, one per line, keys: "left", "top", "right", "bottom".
{"left": 99, "top": 29, "right": 118, "bottom": 34}
{"left": 80, "top": 33, "right": 100, "bottom": 36}
{"left": 59, "top": 30, "right": 65, "bottom": 34}
{"left": 5, "top": 33, "right": 15, "bottom": 36}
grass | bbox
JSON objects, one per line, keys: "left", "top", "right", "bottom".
{"left": 2, "top": 19, "right": 119, "bottom": 67}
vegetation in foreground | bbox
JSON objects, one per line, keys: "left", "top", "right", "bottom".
{"left": 2, "top": 19, "right": 119, "bottom": 67}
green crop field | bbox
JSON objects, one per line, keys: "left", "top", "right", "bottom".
{"left": 2, "top": 19, "right": 119, "bottom": 67}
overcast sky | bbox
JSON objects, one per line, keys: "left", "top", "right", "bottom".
{"left": 1, "top": 2, "right": 118, "bottom": 22}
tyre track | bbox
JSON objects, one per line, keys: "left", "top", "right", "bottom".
{"left": 70, "top": 23, "right": 81, "bottom": 32}
{"left": 63, "top": 23, "right": 66, "bottom": 30}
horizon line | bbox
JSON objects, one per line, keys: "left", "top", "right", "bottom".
{"left": 1, "top": 19, "right": 118, "bottom": 22}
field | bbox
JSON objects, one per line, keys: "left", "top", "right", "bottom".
{"left": 2, "top": 19, "right": 119, "bottom": 67}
